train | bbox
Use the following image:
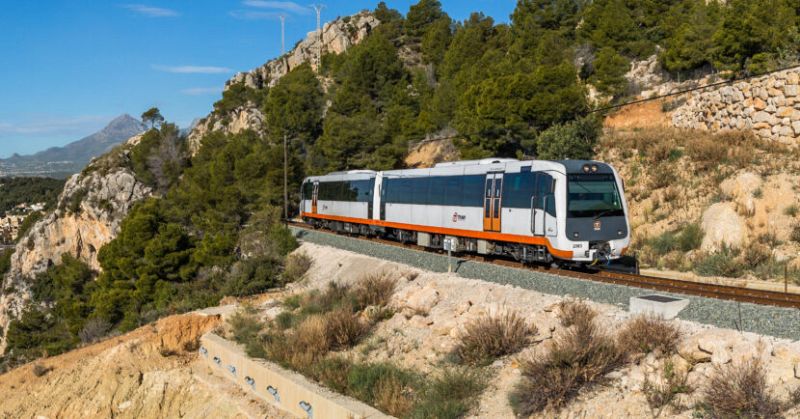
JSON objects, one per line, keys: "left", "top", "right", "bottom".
{"left": 299, "top": 158, "right": 632, "bottom": 269}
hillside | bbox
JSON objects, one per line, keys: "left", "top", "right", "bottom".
{"left": 0, "top": 114, "right": 145, "bottom": 178}
{"left": 3, "top": 0, "right": 800, "bottom": 399}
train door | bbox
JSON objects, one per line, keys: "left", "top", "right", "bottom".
{"left": 311, "top": 181, "right": 319, "bottom": 214}
{"left": 531, "top": 173, "right": 553, "bottom": 236}
{"left": 483, "top": 173, "right": 503, "bottom": 232}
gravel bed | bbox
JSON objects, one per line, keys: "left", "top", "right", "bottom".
{"left": 292, "top": 227, "right": 800, "bottom": 341}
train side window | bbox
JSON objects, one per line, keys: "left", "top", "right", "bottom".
{"left": 502, "top": 173, "right": 534, "bottom": 208}
{"left": 443, "top": 176, "right": 463, "bottom": 207}
{"left": 428, "top": 177, "right": 446, "bottom": 206}
{"left": 462, "top": 175, "right": 485, "bottom": 207}
{"left": 534, "top": 173, "right": 553, "bottom": 210}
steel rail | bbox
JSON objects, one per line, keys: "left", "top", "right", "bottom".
{"left": 288, "top": 222, "right": 800, "bottom": 309}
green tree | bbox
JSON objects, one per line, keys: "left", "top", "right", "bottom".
{"left": 590, "top": 47, "right": 630, "bottom": 98}
{"left": 535, "top": 116, "right": 601, "bottom": 160}
{"left": 405, "top": 0, "right": 446, "bottom": 42}
{"left": 421, "top": 17, "right": 452, "bottom": 66}
{"left": 263, "top": 64, "right": 323, "bottom": 140}
{"left": 141, "top": 107, "right": 164, "bottom": 129}
{"left": 712, "top": 0, "right": 798, "bottom": 73}
{"left": 660, "top": 1, "right": 721, "bottom": 74}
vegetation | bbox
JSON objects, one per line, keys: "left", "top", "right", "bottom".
{"left": 642, "top": 360, "right": 692, "bottom": 417}
{"left": 454, "top": 311, "right": 534, "bottom": 366}
{"left": 617, "top": 315, "right": 681, "bottom": 358}
{"left": 0, "top": 177, "right": 65, "bottom": 217}
{"left": 510, "top": 300, "right": 623, "bottom": 416}
{"left": 227, "top": 274, "right": 486, "bottom": 418}
{"left": 700, "top": 360, "right": 783, "bottom": 418}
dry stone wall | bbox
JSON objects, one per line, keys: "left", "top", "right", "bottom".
{"left": 671, "top": 68, "right": 800, "bottom": 143}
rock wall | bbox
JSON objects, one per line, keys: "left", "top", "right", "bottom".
{"left": 186, "top": 11, "right": 379, "bottom": 153}
{"left": 0, "top": 135, "right": 153, "bottom": 354}
{"left": 671, "top": 68, "right": 800, "bottom": 143}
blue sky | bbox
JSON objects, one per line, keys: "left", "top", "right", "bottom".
{"left": 0, "top": 1, "right": 515, "bottom": 158}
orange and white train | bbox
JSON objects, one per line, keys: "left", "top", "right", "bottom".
{"left": 300, "top": 158, "right": 631, "bottom": 268}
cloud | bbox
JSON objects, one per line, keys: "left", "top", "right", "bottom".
{"left": 0, "top": 115, "right": 109, "bottom": 136}
{"left": 121, "top": 4, "right": 180, "bottom": 17}
{"left": 152, "top": 65, "right": 234, "bottom": 74}
{"left": 229, "top": 10, "right": 283, "bottom": 20}
{"left": 242, "top": 0, "right": 310, "bottom": 15}
{"left": 181, "top": 87, "right": 221, "bottom": 96}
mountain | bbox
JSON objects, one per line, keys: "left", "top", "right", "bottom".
{"left": 0, "top": 114, "right": 146, "bottom": 178}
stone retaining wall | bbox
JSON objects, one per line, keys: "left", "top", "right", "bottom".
{"left": 671, "top": 68, "right": 800, "bottom": 143}
{"left": 199, "top": 332, "right": 392, "bottom": 419}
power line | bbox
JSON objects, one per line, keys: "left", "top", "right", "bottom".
{"left": 310, "top": 4, "right": 325, "bottom": 69}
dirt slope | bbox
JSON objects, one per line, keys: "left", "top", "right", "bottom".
{"left": 0, "top": 314, "right": 289, "bottom": 419}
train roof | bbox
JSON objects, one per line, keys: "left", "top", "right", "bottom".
{"left": 304, "top": 159, "right": 615, "bottom": 181}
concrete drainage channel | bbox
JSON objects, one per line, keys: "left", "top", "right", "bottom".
{"left": 199, "top": 333, "right": 391, "bottom": 419}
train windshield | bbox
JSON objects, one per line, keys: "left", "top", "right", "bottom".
{"left": 567, "top": 174, "right": 624, "bottom": 218}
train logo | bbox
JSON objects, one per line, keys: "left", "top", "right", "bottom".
{"left": 452, "top": 212, "right": 466, "bottom": 222}
{"left": 593, "top": 220, "right": 602, "bottom": 231}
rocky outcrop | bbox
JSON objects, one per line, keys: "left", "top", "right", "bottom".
{"left": 671, "top": 68, "right": 800, "bottom": 143}
{"left": 700, "top": 202, "right": 747, "bottom": 251}
{"left": 0, "top": 135, "right": 153, "bottom": 354}
{"left": 186, "top": 11, "right": 379, "bottom": 153}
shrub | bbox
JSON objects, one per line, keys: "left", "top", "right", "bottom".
{"left": 557, "top": 299, "right": 596, "bottom": 328}
{"left": 701, "top": 360, "right": 782, "bottom": 419}
{"left": 352, "top": 272, "right": 397, "bottom": 310}
{"left": 313, "top": 356, "right": 353, "bottom": 393}
{"left": 228, "top": 307, "right": 268, "bottom": 358}
{"left": 454, "top": 311, "right": 534, "bottom": 365}
{"left": 784, "top": 204, "right": 799, "bottom": 217}
{"left": 510, "top": 317, "right": 622, "bottom": 416}
{"left": 535, "top": 116, "right": 602, "bottom": 161}
{"left": 300, "top": 282, "right": 353, "bottom": 316}
{"left": 410, "top": 367, "right": 486, "bottom": 419}
{"left": 791, "top": 225, "right": 800, "bottom": 244}
{"left": 78, "top": 318, "right": 112, "bottom": 344}
{"left": 283, "top": 252, "right": 312, "bottom": 283}
{"left": 324, "top": 306, "right": 368, "bottom": 350}
{"left": 647, "top": 223, "right": 704, "bottom": 256}
{"left": 694, "top": 247, "right": 743, "bottom": 278}
{"left": 347, "top": 363, "right": 418, "bottom": 418}
{"left": 32, "top": 363, "right": 51, "bottom": 377}
{"left": 617, "top": 315, "right": 681, "bottom": 358}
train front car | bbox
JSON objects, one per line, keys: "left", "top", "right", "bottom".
{"left": 550, "top": 160, "right": 631, "bottom": 267}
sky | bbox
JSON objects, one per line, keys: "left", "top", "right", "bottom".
{"left": 0, "top": 1, "right": 516, "bottom": 158}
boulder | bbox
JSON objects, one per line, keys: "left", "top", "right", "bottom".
{"left": 700, "top": 202, "right": 748, "bottom": 251}
{"left": 404, "top": 285, "right": 440, "bottom": 314}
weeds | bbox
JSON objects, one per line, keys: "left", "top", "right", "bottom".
{"left": 283, "top": 251, "right": 312, "bottom": 283}
{"left": 694, "top": 246, "right": 744, "bottom": 278}
{"left": 352, "top": 272, "right": 397, "bottom": 310}
{"left": 32, "top": 363, "right": 51, "bottom": 377}
{"left": 700, "top": 359, "right": 782, "bottom": 419}
{"left": 510, "top": 310, "right": 622, "bottom": 416}
{"left": 557, "top": 299, "right": 596, "bottom": 328}
{"left": 454, "top": 311, "right": 534, "bottom": 365}
{"left": 228, "top": 307, "right": 268, "bottom": 358}
{"left": 791, "top": 225, "right": 800, "bottom": 244}
{"left": 410, "top": 367, "right": 485, "bottom": 419}
{"left": 324, "top": 306, "right": 369, "bottom": 350}
{"left": 784, "top": 204, "right": 799, "bottom": 217}
{"left": 643, "top": 360, "right": 691, "bottom": 417}
{"left": 347, "top": 362, "right": 418, "bottom": 417}
{"left": 617, "top": 315, "right": 681, "bottom": 358}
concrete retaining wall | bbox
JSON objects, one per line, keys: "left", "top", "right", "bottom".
{"left": 199, "top": 332, "right": 392, "bottom": 419}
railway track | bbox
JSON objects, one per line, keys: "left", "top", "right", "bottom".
{"left": 288, "top": 222, "right": 800, "bottom": 309}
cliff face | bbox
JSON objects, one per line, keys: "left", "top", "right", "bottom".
{"left": 0, "top": 134, "right": 153, "bottom": 354}
{"left": 186, "top": 11, "right": 379, "bottom": 153}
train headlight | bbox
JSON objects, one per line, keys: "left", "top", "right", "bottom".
{"left": 572, "top": 232, "right": 579, "bottom": 239}
{"left": 582, "top": 165, "right": 590, "bottom": 173}
{"left": 591, "top": 164, "right": 598, "bottom": 172}
{"left": 617, "top": 230, "right": 624, "bottom": 236}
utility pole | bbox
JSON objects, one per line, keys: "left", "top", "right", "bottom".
{"left": 279, "top": 15, "right": 286, "bottom": 55}
{"left": 311, "top": 4, "right": 325, "bottom": 69}
{"left": 284, "top": 133, "right": 288, "bottom": 222}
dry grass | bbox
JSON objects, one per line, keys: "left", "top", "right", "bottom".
{"left": 510, "top": 314, "right": 623, "bottom": 416}
{"left": 454, "top": 311, "right": 534, "bottom": 365}
{"left": 701, "top": 359, "right": 782, "bottom": 419}
{"left": 353, "top": 272, "right": 397, "bottom": 310}
{"left": 557, "top": 299, "right": 597, "bottom": 328}
{"left": 324, "top": 306, "right": 369, "bottom": 350}
{"left": 617, "top": 315, "right": 681, "bottom": 358}
{"left": 283, "top": 251, "right": 312, "bottom": 283}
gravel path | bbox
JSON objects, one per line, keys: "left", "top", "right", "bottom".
{"left": 291, "top": 227, "right": 800, "bottom": 341}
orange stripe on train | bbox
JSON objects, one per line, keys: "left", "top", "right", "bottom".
{"left": 300, "top": 212, "right": 574, "bottom": 259}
